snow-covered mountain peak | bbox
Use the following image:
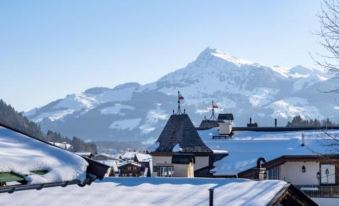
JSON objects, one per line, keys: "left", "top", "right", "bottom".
{"left": 196, "top": 48, "right": 256, "bottom": 67}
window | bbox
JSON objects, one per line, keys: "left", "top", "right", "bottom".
{"left": 320, "top": 164, "right": 335, "bottom": 184}
{"left": 268, "top": 166, "right": 280, "bottom": 180}
{"left": 157, "top": 166, "right": 174, "bottom": 177}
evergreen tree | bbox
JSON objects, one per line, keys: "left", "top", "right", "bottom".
{"left": 286, "top": 115, "right": 337, "bottom": 127}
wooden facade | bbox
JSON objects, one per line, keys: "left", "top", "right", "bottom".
{"left": 118, "top": 162, "right": 144, "bottom": 177}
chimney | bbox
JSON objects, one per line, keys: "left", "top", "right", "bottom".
{"left": 256, "top": 157, "right": 267, "bottom": 180}
{"left": 274, "top": 118, "right": 277, "bottom": 128}
{"left": 249, "top": 117, "right": 252, "bottom": 124}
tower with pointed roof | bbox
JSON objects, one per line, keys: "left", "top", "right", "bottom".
{"left": 151, "top": 94, "right": 227, "bottom": 177}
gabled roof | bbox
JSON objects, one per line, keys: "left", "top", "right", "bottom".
{"left": 198, "top": 119, "right": 219, "bottom": 129}
{"left": 134, "top": 153, "right": 152, "bottom": 162}
{"left": 218, "top": 113, "right": 234, "bottom": 121}
{"left": 154, "top": 114, "right": 212, "bottom": 153}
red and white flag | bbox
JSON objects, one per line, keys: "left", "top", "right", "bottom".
{"left": 178, "top": 91, "right": 184, "bottom": 102}
{"left": 212, "top": 101, "right": 218, "bottom": 108}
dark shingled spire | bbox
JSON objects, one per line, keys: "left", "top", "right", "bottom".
{"left": 155, "top": 114, "right": 212, "bottom": 153}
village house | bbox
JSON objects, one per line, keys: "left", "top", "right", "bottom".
{"left": 118, "top": 162, "right": 145, "bottom": 177}
{"left": 238, "top": 154, "right": 339, "bottom": 205}
{"left": 117, "top": 151, "right": 153, "bottom": 177}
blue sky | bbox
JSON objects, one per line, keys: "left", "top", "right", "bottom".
{"left": 0, "top": 0, "right": 324, "bottom": 111}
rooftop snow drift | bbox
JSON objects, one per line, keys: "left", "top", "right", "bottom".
{"left": 0, "top": 126, "right": 88, "bottom": 184}
{"left": 0, "top": 177, "right": 316, "bottom": 206}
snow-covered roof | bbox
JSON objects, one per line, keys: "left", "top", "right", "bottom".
{"left": 135, "top": 153, "right": 152, "bottom": 162}
{"left": 118, "top": 162, "right": 142, "bottom": 168}
{"left": 120, "top": 152, "right": 151, "bottom": 162}
{"left": 212, "top": 149, "right": 228, "bottom": 154}
{"left": 198, "top": 128, "right": 339, "bottom": 175}
{"left": 0, "top": 126, "right": 88, "bottom": 184}
{"left": 0, "top": 177, "right": 288, "bottom": 206}
{"left": 120, "top": 151, "right": 137, "bottom": 159}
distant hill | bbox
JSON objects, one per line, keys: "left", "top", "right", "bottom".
{"left": 0, "top": 99, "right": 97, "bottom": 153}
{"left": 24, "top": 48, "right": 339, "bottom": 143}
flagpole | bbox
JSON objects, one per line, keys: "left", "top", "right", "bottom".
{"left": 177, "top": 91, "right": 181, "bottom": 114}
{"left": 210, "top": 100, "right": 218, "bottom": 120}
{"left": 212, "top": 101, "right": 215, "bottom": 120}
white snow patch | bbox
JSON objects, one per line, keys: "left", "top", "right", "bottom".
{"left": 56, "top": 94, "right": 96, "bottom": 111}
{"left": 100, "top": 104, "right": 134, "bottom": 115}
{"left": 139, "top": 106, "right": 168, "bottom": 134}
{"left": 268, "top": 97, "right": 324, "bottom": 120}
{"left": 32, "top": 109, "right": 75, "bottom": 122}
{"left": 172, "top": 144, "right": 183, "bottom": 152}
{"left": 109, "top": 118, "right": 142, "bottom": 130}
{"left": 210, "top": 49, "right": 256, "bottom": 66}
{"left": 249, "top": 88, "right": 278, "bottom": 107}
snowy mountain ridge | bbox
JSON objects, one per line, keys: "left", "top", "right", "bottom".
{"left": 25, "top": 48, "right": 338, "bottom": 142}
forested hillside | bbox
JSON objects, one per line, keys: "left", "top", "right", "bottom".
{"left": 0, "top": 99, "right": 97, "bottom": 153}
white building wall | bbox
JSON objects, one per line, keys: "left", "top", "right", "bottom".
{"left": 219, "top": 122, "right": 232, "bottom": 135}
{"left": 172, "top": 164, "right": 192, "bottom": 177}
{"left": 194, "top": 156, "right": 209, "bottom": 170}
{"left": 152, "top": 156, "right": 194, "bottom": 177}
{"left": 152, "top": 155, "right": 209, "bottom": 177}
{"left": 152, "top": 156, "right": 172, "bottom": 165}
{"left": 280, "top": 161, "right": 320, "bottom": 185}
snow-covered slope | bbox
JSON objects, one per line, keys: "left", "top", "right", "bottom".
{"left": 24, "top": 48, "right": 338, "bottom": 143}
